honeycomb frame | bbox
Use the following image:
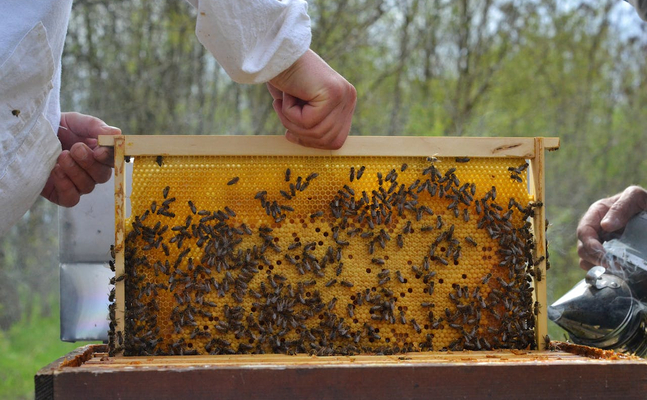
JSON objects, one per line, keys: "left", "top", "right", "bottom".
{"left": 101, "top": 135, "right": 558, "bottom": 356}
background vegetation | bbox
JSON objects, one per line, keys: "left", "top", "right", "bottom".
{"left": 1, "top": 0, "right": 645, "bottom": 398}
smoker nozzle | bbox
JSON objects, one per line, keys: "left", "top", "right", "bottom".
{"left": 549, "top": 267, "right": 636, "bottom": 348}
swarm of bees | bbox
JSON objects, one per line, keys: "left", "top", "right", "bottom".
{"left": 108, "top": 155, "right": 545, "bottom": 356}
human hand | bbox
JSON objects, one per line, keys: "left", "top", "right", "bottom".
{"left": 40, "top": 112, "right": 121, "bottom": 207}
{"left": 577, "top": 186, "right": 647, "bottom": 270}
{"left": 266, "top": 49, "right": 356, "bottom": 150}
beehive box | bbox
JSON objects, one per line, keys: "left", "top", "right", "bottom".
{"left": 100, "top": 136, "right": 558, "bottom": 357}
{"left": 35, "top": 343, "right": 647, "bottom": 400}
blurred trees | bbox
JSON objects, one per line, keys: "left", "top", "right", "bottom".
{"left": 1, "top": 0, "right": 646, "bottom": 334}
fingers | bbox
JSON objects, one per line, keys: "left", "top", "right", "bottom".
{"left": 266, "top": 82, "right": 283, "bottom": 100}
{"left": 577, "top": 235, "right": 605, "bottom": 270}
{"left": 600, "top": 186, "right": 647, "bottom": 232}
{"left": 576, "top": 186, "right": 647, "bottom": 270}
{"left": 69, "top": 143, "right": 113, "bottom": 184}
{"left": 40, "top": 152, "right": 91, "bottom": 208}
{"left": 59, "top": 112, "right": 121, "bottom": 151}
{"left": 576, "top": 196, "right": 616, "bottom": 269}
{"left": 40, "top": 143, "right": 114, "bottom": 207}
{"left": 40, "top": 164, "right": 81, "bottom": 208}
{"left": 93, "top": 146, "right": 115, "bottom": 167}
{"left": 273, "top": 84, "right": 356, "bottom": 149}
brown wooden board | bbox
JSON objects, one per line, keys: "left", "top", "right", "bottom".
{"left": 36, "top": 345, "right": 647, "bottom": 400}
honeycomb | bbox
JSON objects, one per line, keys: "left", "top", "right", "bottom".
{"left": 109, "top": 155, "right": 541, "bottom": 356}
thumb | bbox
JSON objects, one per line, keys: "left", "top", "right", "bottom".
{"left": 101, "top": 125, "right": 121, "bottom": 135}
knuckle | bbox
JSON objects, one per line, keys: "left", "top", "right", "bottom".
{"left": 627, "top": 185, "right": 647, "bottom": 204}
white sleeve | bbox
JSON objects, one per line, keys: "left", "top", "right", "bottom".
{"left": 186, "top": 0, "right": 311, "bottom": 84}
{"left": 0, "top": 23, "right": 61, "bottom": 237}
{"left": 627, "top": 0, "right": 647, "bottom": 21}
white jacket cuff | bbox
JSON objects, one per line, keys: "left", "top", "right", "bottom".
{"left": 627, "top": 0, "right": 647, "bottom": 21}
{"left": 189, "top": 0, "right": 311, "bottom": 84}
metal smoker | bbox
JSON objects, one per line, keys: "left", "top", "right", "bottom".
{"left": 548, "top": 212, "right": 647, "bottom": 357}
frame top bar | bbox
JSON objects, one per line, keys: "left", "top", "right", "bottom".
{"left": 98, "top": 135, "right": 559, "bottom": 158}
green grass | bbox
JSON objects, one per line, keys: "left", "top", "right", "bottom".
{"left": 0, "top": 299, "right": 98, "bottom": 400}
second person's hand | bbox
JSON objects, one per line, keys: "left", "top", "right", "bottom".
{"left": 577, "top": 186, "right": 647, "bottom": 270}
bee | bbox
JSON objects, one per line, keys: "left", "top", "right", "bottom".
{"left": 306, "top": 172, "right": 319, "bottom": 181}
{"left": 325, "top": 279, "right": 337, "bottom": 287}
{"left": 162, "top": 186, "right": 170, "bottom": 199}
{"left": 543, "top": 334, "right": 551, "bottom": 349}
{"left": 455, "top": 157, "right": 470, "bottom": 163}
{"left": 187, "top": 200, "right": 197, "bottom": 214}
{"left": 465, "top": 236, "right": 477, "bottom": 247}
{"left": 227, "top": 177, "right": 240, "bottom": 185}
{"left": 310, "top": 210, "right": 324, "bottom": 219}
{"left": 534, "top": 301, "right": 542, "bottom": 316}
{"left": 357, "top": 166, "right": 365, "bottom": 180}
{"left": 510, "top": 173, "right": 523, "bottom": 183}
{"left": 378, "top": 276, "right": 391, "bottom": 286}
{"left": 401, "top": 163, "right": 408, "bottom": 172}
{"left": 285, "top": 168, "right": 291, "bottom": 182}
{"left": 372, "top": 258, "right": 385, "bottom": 265}
{"left": 328, "top": 297, "right": 338, "bottom": 310}
{"left": 155, "top": 156, "right": 164, "bottom": 167}
{"left": 411, "top": 319, "right": 421, "bottom": 333}
{"left": 347, "top": 304, "right": 355, "bottom": 318}
{"left": 341, "top": 280, "right": 354, "bottom": 288}
{"left": 11, "top": 109, "right": 20, "bottom": 117}
{"left": 349, "top": 166, "right": 355, "bottom": 182}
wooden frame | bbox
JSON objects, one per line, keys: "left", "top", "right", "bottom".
{"left": 100, "top": 135, "right": 559, "bottom": 353}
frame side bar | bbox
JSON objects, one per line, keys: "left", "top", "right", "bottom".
{"left": 113, "top": 137, "right": 126, "bottom": 353}
{"left": 531, "top": 138, "right": 548, "bottom": 350}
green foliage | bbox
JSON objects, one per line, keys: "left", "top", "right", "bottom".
{"left": 0, "top": 297, "right": 95, "bottom": 400}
